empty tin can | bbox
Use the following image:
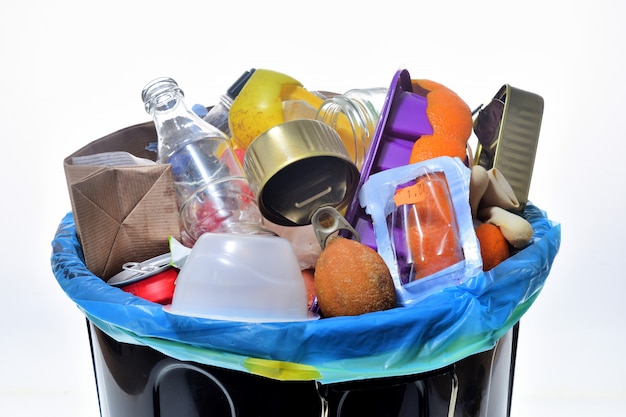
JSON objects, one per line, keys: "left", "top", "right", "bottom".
{"left": 244, "top": 119, "right": 360, "bottom": 226}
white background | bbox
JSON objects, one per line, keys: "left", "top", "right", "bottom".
{"left": 1, "top": 0, "right": 624, "bottom": 415}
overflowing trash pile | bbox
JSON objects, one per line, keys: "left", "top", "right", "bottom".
{"left": 51, "top": 68, "right": 561, "bottom": 383}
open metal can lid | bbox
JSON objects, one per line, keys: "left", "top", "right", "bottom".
{"left": 244, "top": 119, "right": 360, "bottom": 226}
{"left": 107, "top": 253, "right": 173, "bottom": 287}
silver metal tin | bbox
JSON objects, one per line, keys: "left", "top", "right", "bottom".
{"left": 474, "top": 85, "right": 544, "bottom": 212}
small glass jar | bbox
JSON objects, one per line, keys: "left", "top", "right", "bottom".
{"left": 315, "top": 88, "right": 387, "bottom": 170}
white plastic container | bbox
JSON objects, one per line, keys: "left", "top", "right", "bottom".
{"left": 166, "top": 232, "right": 317, "bottom": 322}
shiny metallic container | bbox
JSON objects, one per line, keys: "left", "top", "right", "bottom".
{"left": 244, "top": 119, "right": 360, "bottom": 226}
{"left": 474, "top": 85, "right": 544, "bottom": 212}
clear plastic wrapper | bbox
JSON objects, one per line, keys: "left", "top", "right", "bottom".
{"left": 359, "top": 156, "right": 481, "bottom": 306}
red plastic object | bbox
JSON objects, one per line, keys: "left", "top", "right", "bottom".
{"left": 118, "top": 268, "right": 178, "bottom": 305}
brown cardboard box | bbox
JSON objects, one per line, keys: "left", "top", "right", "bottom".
{"left": 64, "top": 121, "right": 181, "bottom": 280}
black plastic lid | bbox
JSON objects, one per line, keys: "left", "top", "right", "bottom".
{"left": 226, "top": 68, "right": 256, "bottom": 99}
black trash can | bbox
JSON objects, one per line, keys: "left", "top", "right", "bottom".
{"left": 53, "top": 119, "right": 560, "bottom": 417}
{"left": 87, "top": 319, "right": 519, "bottom": 417}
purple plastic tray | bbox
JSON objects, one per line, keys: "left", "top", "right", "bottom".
{"left": 343, "top": 69, "right": 433, "bottom": 250}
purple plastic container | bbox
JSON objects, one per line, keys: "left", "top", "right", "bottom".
{"left": 343, "top": 69, "right": 433, "bottom": 250}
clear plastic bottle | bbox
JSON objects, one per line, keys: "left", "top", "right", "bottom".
{"left": 315, "top": 87, "right": 387, "bottom": 170}
{"left": 141, "top": 77, "right": 269, "bottom": 244}
{"left": 201, "top": 69, "right": 255, "bottom": 136}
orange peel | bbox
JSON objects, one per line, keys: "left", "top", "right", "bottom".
{"left": 408, "top": 79, "right": 473, "bottom": 164}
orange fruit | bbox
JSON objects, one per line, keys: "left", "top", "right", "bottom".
{"left": 475, "top": 222, "right": 510, "bottom": 271}
{"left": 314, "top": 237, "right": 396, "bottom": 317}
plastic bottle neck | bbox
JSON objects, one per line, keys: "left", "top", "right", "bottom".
{"left": 142, "top": 77, "right": 186, "bottom": 115}
{"left": 141, "top": 77, "right": 227, "bottom": 162}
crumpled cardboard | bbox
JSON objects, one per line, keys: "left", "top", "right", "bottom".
{"left": 64, "top": 121, "right": 181, "bottom": 281}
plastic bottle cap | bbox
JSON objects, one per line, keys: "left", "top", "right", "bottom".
{"left": 226, "top": 68, "right": 256, "bottom": 99}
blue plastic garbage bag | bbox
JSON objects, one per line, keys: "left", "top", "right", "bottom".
{"left": 51, "top": 204, "right": 560, "bottom": 384}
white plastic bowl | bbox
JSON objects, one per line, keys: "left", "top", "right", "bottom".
{"left": 166, "top": 232, "right": 318, "bottom": 322}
